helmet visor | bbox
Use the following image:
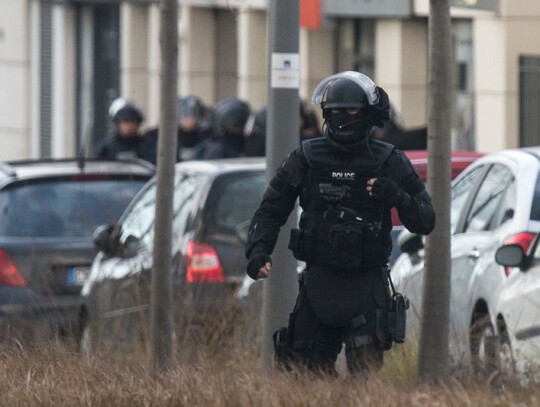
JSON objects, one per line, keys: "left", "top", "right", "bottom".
{"left": 311, "top": 71, "right": 379, "bottom": 106}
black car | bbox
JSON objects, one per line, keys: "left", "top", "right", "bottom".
{"left": 0, "top": 158, "right": 154, "bottom": 342}
{"left": 79, "top": 158, "right": 266, "bottom": 353}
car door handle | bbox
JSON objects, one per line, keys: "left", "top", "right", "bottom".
{"left": 466, "top": 250, "right": 480, "bottom": 260}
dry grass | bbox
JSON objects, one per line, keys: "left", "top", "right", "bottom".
{"left": 1, "top": 300, "right": 538, "bottom": 406}
{"left": 0, "top": 339, "right": 538, "bottom": 407}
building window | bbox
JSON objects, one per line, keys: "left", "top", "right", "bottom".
{"left": 335, "top": 18, "right": 375, "bottom": 79}
{"left": 452, "top": 20, "right": 474, "bottom": 151}
{"left": 519, "top": 55, "right": 540, "bottom": 147}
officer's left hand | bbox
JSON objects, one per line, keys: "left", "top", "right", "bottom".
{"left": 367, "top": 178, "right": 403, "bottom": 208}
{"left": 247, "top": 254, "right": 272, "bottom": 280}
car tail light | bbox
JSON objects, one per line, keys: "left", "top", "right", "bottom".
{"left": 0, "top": 249, "right": 27, "bottom": 286}
{"left": 186, "top": 241, "right": 225, "bottom": 283}
{"left": 502, "top": 232, "right": 536, "bottom": 276}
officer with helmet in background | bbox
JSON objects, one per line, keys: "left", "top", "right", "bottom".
{"left": 245, "top": 71, "right": 435, "bottom": 375}
{"left": 140, "top": 95, "right": 212, "bottom": 164}
{"left": 97, "top": 97, "right": 146, "bottom": 160}
{"left": 177, "top": 95, "right": 213, "bottom": 160}
{"left": 194, "top": 98, "right": 251, "bottom": 160}
{"left": 243, "top": 101, "right": 321, "bottom": 158}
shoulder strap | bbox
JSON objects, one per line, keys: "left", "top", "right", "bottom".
{"left": 301, "top": 137, "right": 327, "bottom": 168}
{"left": 369, "top": 139, "right": 395, "bottom": 166}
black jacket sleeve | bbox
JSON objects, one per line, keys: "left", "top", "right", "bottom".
{"left": 385, "top": 150, "right": 436, "bottom": 235}
{"left": 245, "top": 148, "right": 305, "bottom": 259}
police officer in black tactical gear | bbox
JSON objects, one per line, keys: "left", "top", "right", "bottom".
{"left": 245, "top": 71, "right": 435, "bottom": 375}
{"left": 194, "top": 98, "right": 251, "bottom": 160}
{"left": 140, "top": 95, "right": 213, "bottom": 164}
{"left": 97, "top": 98, "right": 146, "bottom": 160}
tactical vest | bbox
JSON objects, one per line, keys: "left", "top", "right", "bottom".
{"left": 288, "top": 137, "right": 394, "bottom": 269}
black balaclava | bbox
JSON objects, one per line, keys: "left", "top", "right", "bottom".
{"left": 326, "top": 107, "right": 373, "bottom": 144}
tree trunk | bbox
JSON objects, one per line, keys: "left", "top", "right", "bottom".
{"left": 150, "top": 0, "right": 178, "bottom": 377}
{"left": 417, "top": 0, "right": 452, "bottom": 381}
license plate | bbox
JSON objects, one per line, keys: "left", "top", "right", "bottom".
{"left": 67, "top": 266, "right": 90, "bottom": 286}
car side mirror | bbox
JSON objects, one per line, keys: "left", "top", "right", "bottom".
{"left": 235, "top": 220, "right": 250, "bottom": 244}
{"left": 495, "top": 244, "right": 525, "bottom": 268}
{"left": 398, "top": 230, "right": 423, "bottom": 254}
{"left": 93, "top": 224, "right": 117, "bottom": 255}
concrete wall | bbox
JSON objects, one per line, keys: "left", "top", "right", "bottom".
{"left": 375, "top": 19, "right": 427, "bottom": 128}
{"left": 52, "top": 4, "right": 76, "bottom": 157}
{"left": 146, "top": 4, "right": 161, "bottom": 128}
{"left": 214, "top": 9, "right": 238, "bottom": 104}
{"left": 500, "top": 0, "right": 540, "bottom": 17}
{"left": 237, "top": 9, "right": 267, "bottom": 109}
{"left": 0, "top": 0, "right": 31, "bottom": 160}
{"left": 179, "top": 6, "right": 216, "bottom": 105}
{"left": 121, "top": 3, "right": 149, "bottom": 118}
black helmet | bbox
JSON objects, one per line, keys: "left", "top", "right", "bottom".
{"left": 109, "top": 98, "right": 144, "bottom": 123}
{"left": 214, "top": 98, "right": 251, "bottom": 136}
{"left": 321, "top": 78, "right": 370, "bottom": 110}
{"left": 312, "top": 71, "right": 379, "bottom": 107}
{"left": 177, "top": 95, "right": 204, "bottom": 120}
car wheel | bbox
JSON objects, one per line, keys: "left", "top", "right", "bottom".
{"left": 470, "top": 315, "right": 496, "bottom": 375}
{"left": 498, "top": 330, "right": 515, "bottom": 376}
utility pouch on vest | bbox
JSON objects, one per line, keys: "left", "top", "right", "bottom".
{"left": 388, "top": 293, "right": 409, "bottom": 344}
{"left": 328, "top": 222, "right": 364, "bottom": 268}
{"left": 288, "top": 228, "right": 307, "bottom": 262}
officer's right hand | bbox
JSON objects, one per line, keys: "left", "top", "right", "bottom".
{"left": 247, "top": 254, "right": 272, "bottom": 280}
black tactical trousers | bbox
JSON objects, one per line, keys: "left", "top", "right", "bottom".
{"left": 286, "top": 284, "right": 385, "bottom": 376}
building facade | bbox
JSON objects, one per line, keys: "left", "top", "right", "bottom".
{"left": 1, "top": 0, "right": 540, "bottom": 160}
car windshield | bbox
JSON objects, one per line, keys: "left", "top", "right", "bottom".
{"left": 0, "top": 178, "right": 147, "bottom": 237}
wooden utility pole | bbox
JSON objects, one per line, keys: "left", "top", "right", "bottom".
{"left": 417, "top": 0, "right": 452, "bottom": 381}
{"left": 150, "top": 0, "right": 178, "bottom": 377}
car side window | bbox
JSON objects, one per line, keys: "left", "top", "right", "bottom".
{"left": 119, "top": 182, "right": 157, "bottom": 247}
{"left": 465, "top": 164, "right": 512, "bottom": 233}
{"left": 451, "top": 165, "right": 485, "bottom": 235}
{"left": 210, "top": 173, "right": 266, "bottom": 234}
{"left": 490, "top": 177, "right": 516, "bottom": 229}
{"left": 171, "top": 174, "right": 204, "bottom": 240}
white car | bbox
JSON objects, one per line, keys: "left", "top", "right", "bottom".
{"left": 495, "top": 237, "right": 540, "bottom": 373}
{"left": 392, "top": 147, "right": 540, "bottom": 371}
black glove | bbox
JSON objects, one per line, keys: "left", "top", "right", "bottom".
{"left": 371, "top": 178, "right": 407, "bottom": 209}
{"left": 372, "top": 86, "right": 390, "bottom": 127}
{"left": 247, "top": 254, "right": 272, "bottom": 280}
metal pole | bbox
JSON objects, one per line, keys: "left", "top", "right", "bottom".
{"left": 150, "top": 0, "right": 178, "bottom": 377}
{"left": 261, "top": 0, "right": 300, "bottom": 375}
